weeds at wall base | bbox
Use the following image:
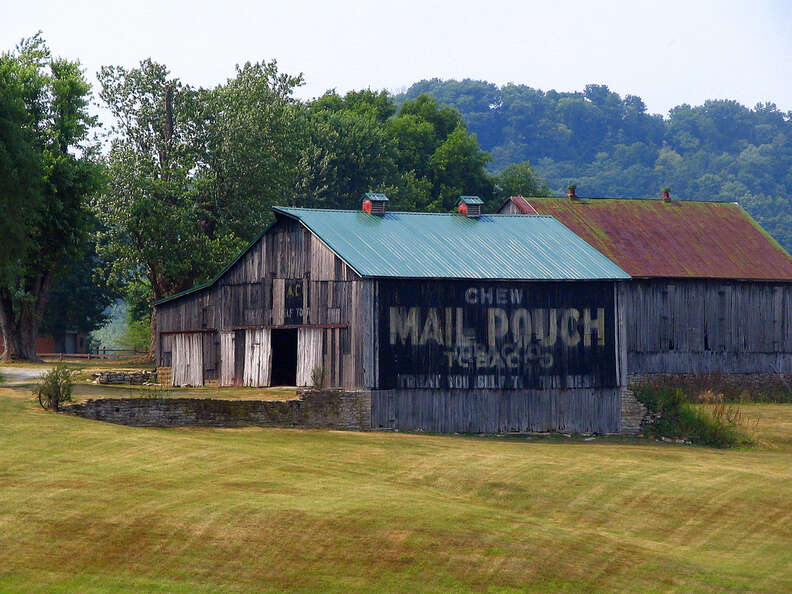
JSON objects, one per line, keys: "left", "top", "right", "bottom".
{"left": 636, "top": 385, "right": 757, "bottom": 448}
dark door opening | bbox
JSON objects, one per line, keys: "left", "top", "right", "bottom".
{"left": 271, "top": 328, "right": 298, "bottom": 386}
{"left": 234, "top": 330, "right": 245, "bottom": 386}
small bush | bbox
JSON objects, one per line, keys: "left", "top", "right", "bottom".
{"left": 636, "top": 385, "right": 756, "bottom": 448}
{"left": 311, "top": 366, "right": 325, "bottom": 390}
{"left": 35, "top": 365, "right": 74, "bottom": 411}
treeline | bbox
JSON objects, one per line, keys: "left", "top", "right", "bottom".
{"left": 398, "top": 79, "right": 792, "bottom": 253}
{"left": 5, "top": 35, "right": 792, "bottom": 360}
{"left": 0, "top": 35, "right": 546, "bottom": 358}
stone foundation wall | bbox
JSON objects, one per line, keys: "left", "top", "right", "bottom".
{"left": 94, "top": 370, "right": 158, "bottom": 385}
{"left": 60, "top": 389, "right": 371, "bottom": 431}
{"left": 628, "top": 372, "right": 792, "bottom": 402}
{"left": 620, "top": 386, "right": 648, "bottom": 435}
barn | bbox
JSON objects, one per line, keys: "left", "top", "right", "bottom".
{"left": 153, "top": 195, "right": 633, "bottom": 434}
{"left": 500, "top": 191, "right": 792, "bottom": 376}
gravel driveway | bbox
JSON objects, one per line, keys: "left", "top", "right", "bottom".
{"left": 1, "top": 366, "right": 52, "bottom": 384}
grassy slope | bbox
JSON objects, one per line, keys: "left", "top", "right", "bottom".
{"left": 0, "top": 386, "right": 791, "bottom": 592}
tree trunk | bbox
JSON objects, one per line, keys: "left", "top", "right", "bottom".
{"left": 0, "top": 272, "right": 53, "bottom": 362}
{"left": 148, "top": 307, "right": 157, "bottom": 362}
{"left": 0, "top": 292, "right": 41, "bottom": 362}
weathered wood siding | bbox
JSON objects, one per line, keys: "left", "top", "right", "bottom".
{"left": 368, "top": 279, "right": 624, "bottom": 433}
{"left": 376, "top": 279, "right": 620, "bottom": 390}
{"left": 499, "top": 200, "right": 524, "bottom": 215}
{"left": 243, "top": 328, "right": 271, "bottom": 387}
{"left": 296, "top": 327, "right": 323, "bottom": 386}
{"left": 155, "top": 216, "right": 366, "bottom": 388}
{"left": 171, "top": 333, "right": 203, "bottom": 387}
{"left": 372, "top": 388, "right": 621, "bottom": 433}
{"left": 623, "top": 279, "right": 792, "bottom": 373}
{"left": 219, "top": 332, "right": 235, "bottom": 386}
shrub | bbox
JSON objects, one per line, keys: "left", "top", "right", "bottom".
{"left": 311, "top": 366, "right": 325, "bottom": 390}
{"left": 120, "top": 316, "right": 151, "bottom": 352}
{"left": 636, "top": 385, "right": 756, "bottom": 448}
{"left": 35, "top": 365, "right": 74, "bottom": 411}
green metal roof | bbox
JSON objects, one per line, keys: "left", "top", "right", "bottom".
{"left": 458, "top": 195, "right": 484, "bottom": 205}
{"left": 363, "top": 192, "right": 389, "bottom": 202}
{"left": 275, "top": 207, "right": 630, "bottom": 280}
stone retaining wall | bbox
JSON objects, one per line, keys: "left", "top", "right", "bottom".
{"left": 59, "top": 389, "right": 371, "bottom": 431}
{"left": 628, "top": 372, "right": 792, "bottom": 402}
{"left": 94, "top": 370, "right": 158, "bottom": 385}
{"left": 620, "top": 386, "right": 648, "bottom": 435}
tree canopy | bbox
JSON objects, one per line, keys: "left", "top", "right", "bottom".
{"left": 12, "top": 37, "right": 792, "bottom": 360}
{"left": 0, "top": 34, "right": 101, "bottom": 360}
{"left": 398, "top": 78, "right": 792, "bottom": 252}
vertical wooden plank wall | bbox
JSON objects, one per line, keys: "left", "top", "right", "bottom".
{"left": 219, "top": 332, "right": 235, "bottom": 386}
{"left": 371, "top": 388, "right": 622, "bottom": 434}
{"left": 243, "top": 328, "right": 271, "bottom": 387}
{"left": 296, "top": 327, "right": 324, "bottom": 386}
{"left": 172, "top": 333, "right": 204, "bottom": 387}
{"left": 155, "top": 216, "right": 364, "bottom": 388}
{"left": 624, "top": 279, "right": 792, "bottom": 373}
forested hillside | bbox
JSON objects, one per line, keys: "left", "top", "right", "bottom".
{"left": 398, "top": 79, "right": 792, "bottom": 253}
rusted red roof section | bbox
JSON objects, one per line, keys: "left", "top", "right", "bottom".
{"left": 505, "top": 197, "right": 792, "bottom": 280}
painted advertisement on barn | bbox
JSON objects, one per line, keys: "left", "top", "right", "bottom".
{"left": 284, "top": 279, "right": 306, "bottom": 324}
{"left": 378, "top": 280, "right": 618, "bottom": 390}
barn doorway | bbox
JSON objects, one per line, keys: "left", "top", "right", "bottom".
{"left": 270, "top": 328, "right": 298, "bottom": 386}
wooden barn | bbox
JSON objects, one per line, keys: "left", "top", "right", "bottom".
{"left": 154, "top": 195, "right": 633, "bottom": 433}
{"left": 500, "top": 191, "right": 792, "bottom": 375}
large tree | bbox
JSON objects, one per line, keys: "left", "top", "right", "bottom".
{"left": 0, "top": 34, "right": 100, "bottom": 360}
{"left": 95, "top": 59, "right": 305, "bottom": 354}
{"left": 491, "top": 161, "right": 551, "bottom": 207}
{"left": 295, "top": 91, "right": 399, "bottom": 209}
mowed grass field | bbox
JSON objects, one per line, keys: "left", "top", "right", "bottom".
{"left": 1, "top": 380, "right": 791, "bottom": 592}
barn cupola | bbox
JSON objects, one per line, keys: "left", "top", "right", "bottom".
{"left": 661, "top": 187, "right": 671, "bottom": 202}
{"left": 457, "top": 195, "right": 484, "bottom": 218}
{"left": 362, "top": 192, "right": 388, "bottom": 215}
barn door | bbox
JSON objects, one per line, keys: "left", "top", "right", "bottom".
{"left": 219, "top": 331, "right": 235, "bottom": 387}
{"left": 296, "top": 328, "right": 324, "bottom": 387}
{"left": 172, "top": 333, "right": 204, "bottom": 387}
{"left": 243, "top": 328, "right": 271, "bottom": 387}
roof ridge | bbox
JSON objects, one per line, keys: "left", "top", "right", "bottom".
{"left": 275, "top": 206, "right": 555, "bottom": 218}
{"left": 526, "top": 196, "right": 737, "bottom": 205}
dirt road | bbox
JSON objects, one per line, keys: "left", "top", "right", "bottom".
{"left": 1, "top": 366, "right": 51, "bottom": 384}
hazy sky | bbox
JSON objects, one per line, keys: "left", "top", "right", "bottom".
{"left": 4, "top": 0, "right": 791, "bottom": 116}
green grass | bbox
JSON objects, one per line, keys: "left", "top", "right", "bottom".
{"left": 1, "top": 385, "right": 792, "bottom": 591}
{"left": 2, "top": 360, "right": 296, "bottom": 401}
